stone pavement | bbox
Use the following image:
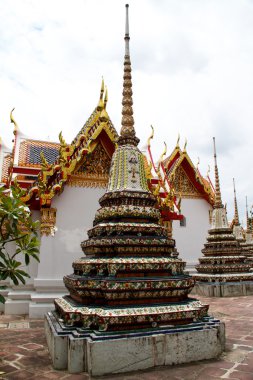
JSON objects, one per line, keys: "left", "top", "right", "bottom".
{"left": 1, "top": 296, "right": 253, "bottom": 380}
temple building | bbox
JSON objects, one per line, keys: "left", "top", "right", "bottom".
{"left": 194, "top": 138, "right": 253, "bottom": 297}
{"left": 0, "top": 7, "right": 218, "bottom": 317}
{"left": 162, "top": 141, "right": 214, "bottom": 270}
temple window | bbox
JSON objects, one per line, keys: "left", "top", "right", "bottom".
{"left": 180, "top": 216, "right": 186, "bottom": 227}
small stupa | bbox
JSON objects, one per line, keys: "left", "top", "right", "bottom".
{"left": 232, "top": 178, "right": 247, "bottom": 246}
{"left": 241, "top": 196, "right": 253, "bottom": 261}
{"left": 46, "top": 6, "right": 225, "bottom": 376}
{"left": 194, "top": 138, "right": 253, "bottom": 296}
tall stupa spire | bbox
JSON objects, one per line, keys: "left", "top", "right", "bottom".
{"left": 125, "top": 3, "right": 130, "bottom": 55}
{"left": 119, "top": 4, "right": 139, "bottom": 146}
{"left": 233, "top": 178, "right": 239, "bottom": 226}
{"left": 246, "top": 196, "right": 251, "bottom": 233}
{"left": 213, "top": 137, "right": 223, "bottom": 209}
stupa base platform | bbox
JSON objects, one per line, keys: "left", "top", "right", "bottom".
{"left": 192, "top": 279, "right": 253, "bottom": 297}
{"left": 45, "top": 310, "right": 225, "bottom": 376}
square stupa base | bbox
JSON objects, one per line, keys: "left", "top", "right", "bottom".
{"left": 192, "top": 281, "right": 253, "bottom": 297}
{"left": 45, "top": 311, "right": 225, "bottom": 376}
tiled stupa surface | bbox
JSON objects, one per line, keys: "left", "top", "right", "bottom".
{"left": 54, "top": 5, "right": 208, "bottom": 332}
{"left": 195, "top": 139, "right": 253, "bottom": 282}
{"left": 237, "top": 197, "right": 253, "bottom": 263}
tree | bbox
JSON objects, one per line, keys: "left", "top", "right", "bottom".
{"left": 0, "top": 181, "right": 40, "bottom": 304}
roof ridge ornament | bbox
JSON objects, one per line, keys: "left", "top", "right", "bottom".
{"left": 176, "top": 134, "right": 180, "bottom": 149}
{"left": 97, "top": 77, "right": 105, "bottom": 111}
{"left": 213, "top": 137, "right": 223, "bottom": 209}
{"left": 183, "top": 139, "right": 187, "bottom": 152}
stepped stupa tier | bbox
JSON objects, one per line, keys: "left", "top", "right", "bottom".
{"left": 232, "top": 178, "right": 248, "bottom": 248}
{"left": 195, "top": 138, "right": 253, "bottom": 284}
{"left": 240, "top": 196, "right": 253, "bottom": 260}
{"left": 54, "top": 4, "right": 208, "bottom": 331}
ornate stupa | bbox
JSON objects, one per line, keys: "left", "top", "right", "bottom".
{"left": 53, "top": 4, "right": 208, "bottom": 332}
{"left": 46, "top": 7, "right": 225, "bottom": 376}
{"left": 240, "top": 196, "right": 253, "bottom": 261}
{"left": 232, "top": 178, "right": 246, "bottom": 245}
{"left": 194, "top": 138, "right": 253, "bottom": 286}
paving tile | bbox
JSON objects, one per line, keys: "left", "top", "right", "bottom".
{"left": 236, "top": 363, "right": 253, "bottom": 372}
{"left": 228, "top": 371, "right": 253, "bottom": 380}
{"left": 63, "top": 375, "right": 90, "bottom": 379}
{"left": 0, "top": 365, "right": 18, "bottom": 374}
{"left": 8, "top": 323, "right": 29, "bottom": 329}
{"left": 20, "top": 343, "right": 44, "bottom": 350}
{"left": 42, "top": 372, "right": 68, "bottom": 379}
{"left": 195, "top": 366, "right": 228, "bottom": 377}
{"left": 3, "top": 369, "right": 35, "bottom": 379}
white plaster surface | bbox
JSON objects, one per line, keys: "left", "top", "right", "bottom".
{"left": 28, "top": 186, "right": 104, "bottom": 316}
{"left": 87, "top": 326, "right": 225, "bottom": 376}
{"left": 193, "top": 282, "right": 253, "bottom": 297}
{"left": 173, "top": 198, "right": 211, "bottom": 267}
{"left": 45, "top": 313, "right": 225, "bottom": 376}
{"left": 45, "top": 314, "right": 68, "bottom": 370}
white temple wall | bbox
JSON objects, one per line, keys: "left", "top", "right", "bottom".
{"left": 37, "top": 185, "right": 104, "bottom": 281}
{"left": 173, "top": 198, "right": 211, "bottom": 270}
{"left": 29, "top": 185, "right": 104, "bottom": 317}
{"left": 50, "top": 186, "right": 104, "bottom": 273}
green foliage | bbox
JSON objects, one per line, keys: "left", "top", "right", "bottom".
{"left": 0, "top": 181, "right": 40, "bottom": 303}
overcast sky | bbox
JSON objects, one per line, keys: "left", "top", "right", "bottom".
{"left": 0, "top": 0, "right": 253, "bottom": 223}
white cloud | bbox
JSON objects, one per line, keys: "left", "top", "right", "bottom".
{"left": 0, "top": 0, "right": 253, "bottom": 222}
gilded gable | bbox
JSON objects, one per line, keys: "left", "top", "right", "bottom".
{"left": 173, "top": 165, "right": 202, "bottom": 198}
{"left": 68, "top": 143, "right": 111, "bottom": 188}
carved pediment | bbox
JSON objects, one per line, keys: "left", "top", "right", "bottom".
{"left": 77, "top": 143, "right": 111, "bottom": 175}
{"left": 68, "top": 143, "right": 111, "bottom": 188}
{"left": 173, "top": 166, "right": 202, "bottom": 198}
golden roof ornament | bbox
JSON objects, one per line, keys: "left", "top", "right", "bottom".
{"left": 104, "top": 86, "right": 108, "bottom": 109}
{"left": 158, "top": 142, "right": 167, "bottom": 168}
{"left": 176, "top": 133, "right": 180, "bottom": 148}
{"left": 10, "top": 107, "right": 18, "bottom": 134}
{"left": 118, "top": 4, "right": 139, "bottom": 146}
{"left": 147, "top": 125, "right": 154, "bottom": 147}
{"left": 100, "top": 86, "right": 109, "bottom": 122}
{"left": 213, "top": 137, "right": 223, "bottom": 209}
{"left": 97, "top": 78, "right": 105, "bottom": 111}
{"left": 183, "top": 138, "right": 187, "bottom": 152}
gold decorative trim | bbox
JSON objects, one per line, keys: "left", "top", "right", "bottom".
{"left": 68, "top": 173, "right": 108, "bottom": 188}
{"left": 175, "top": 193, "right": 204, "bottom": 199}
{"left": 173, "top": 166, "right": 203, "bottom": 198}
{"left": 40, "top": 208, "right": 57, "bottom": 236}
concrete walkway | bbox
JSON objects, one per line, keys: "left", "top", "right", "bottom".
{"left": 1, "top": 295, "right": 253, "bottom": 379}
